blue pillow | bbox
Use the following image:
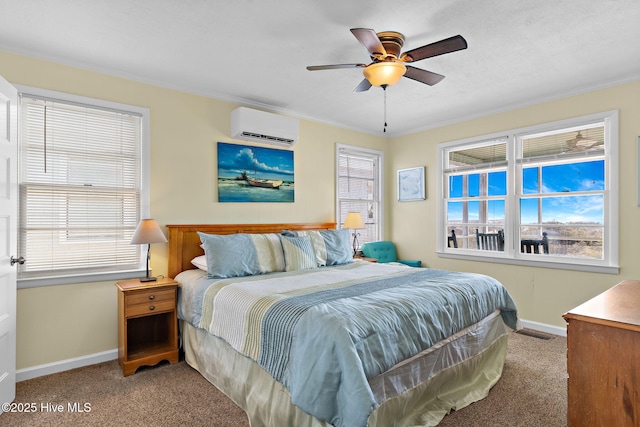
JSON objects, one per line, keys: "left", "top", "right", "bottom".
{"left": 197, "top": 232, "right": 285, "bottom": 278}
{"left": 281, "top": 229, "right": 353, "bottom": 266}
{"left": 280, "top": 235, "right": 317, "bottom": 271}
{"left": 318, "top": 229, "right": 353, "bottom": 265}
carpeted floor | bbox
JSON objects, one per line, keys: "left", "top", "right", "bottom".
{"left": 439, "top": 330, "right": 567, "bottom": 426}
{"left": 2, "top": 330, "right": 566, "bottom": 426}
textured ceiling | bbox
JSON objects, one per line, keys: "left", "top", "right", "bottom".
{"left": 1, "top": 0, "right": 639, "bottom": 137}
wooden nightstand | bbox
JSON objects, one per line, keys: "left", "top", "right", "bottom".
{"left": 116, "top": 277, "right": 179, "bottom": 376}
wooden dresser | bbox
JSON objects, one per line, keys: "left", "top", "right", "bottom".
{"left": 563, "top": 280, "right": 640, "bottom": 426}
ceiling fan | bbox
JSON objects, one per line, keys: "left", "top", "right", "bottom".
{"left": 307, "top": 28, "right": 468, "bottom": 92}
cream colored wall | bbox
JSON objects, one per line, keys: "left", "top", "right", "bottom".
{"left": 4, "top": 47, "right": 639, "bottom": 370}
{"left": 0, "top": 50, "right": 388, "bottom": 370}
{"left": 389, "top": 80, "right": 640, "bottom": 328}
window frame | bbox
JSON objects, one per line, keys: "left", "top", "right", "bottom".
{"left": 16, "top": 85, "right": 151, "bottom": 288}
{"left": 335, "top": 143, "right": 384, "bottom": 247}
{"left": 437, "top": 110, "right": 619, "bottom": 274}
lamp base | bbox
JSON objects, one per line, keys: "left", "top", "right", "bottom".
{"left": 139, "top": 276, "right": 157, "bottom": 282}
{"left": 352, "top": 232, "right": 360, "bottom": 257}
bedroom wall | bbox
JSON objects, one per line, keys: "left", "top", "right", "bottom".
{"left": 388, "top": 79, "right": 640, "bottom": 329}
{"left": 0, "top": 50, "right": 389, "bottom": 371}
{"left": 3, "top": 47, "right": 639, "bottom": 372}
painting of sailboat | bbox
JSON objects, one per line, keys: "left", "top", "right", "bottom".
{"left": 218, "top": 142, "right": 294, "bottom": 202}
{"left": 237, "top": 171, "right": 283, "bottom": 189}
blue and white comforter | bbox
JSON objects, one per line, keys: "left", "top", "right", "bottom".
{"left": 177, "top": 262, "right": 518, "bottom": 427}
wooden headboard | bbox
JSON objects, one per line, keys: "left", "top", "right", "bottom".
{"left": 166, "top": 222, "right": 337, "bottom": 279}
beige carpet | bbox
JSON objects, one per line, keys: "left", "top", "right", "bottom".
{"left": 2, "top": 330, "right": 566, "bottom": 426}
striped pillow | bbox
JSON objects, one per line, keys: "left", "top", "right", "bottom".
{"left": 280, "top": 235, "right": 317, "bottom": 271}
{"left": 249, "top": 233, "right": 286, "bottom": 273}
{"left": 281, "top": 229, "right": 352, "bottom": 266}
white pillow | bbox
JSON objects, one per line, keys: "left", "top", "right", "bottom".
{"left": 191, "top": 255, "right": 207, "bottom": 271}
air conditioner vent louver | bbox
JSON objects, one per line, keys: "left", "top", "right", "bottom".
{"left": 231, "top": 107, "right": 299, "bottom": 147}
{"left": 239, "top": 132, "right": 295, "bottom": 145}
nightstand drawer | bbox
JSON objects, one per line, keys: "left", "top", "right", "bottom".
{"left": 126, "top": 288, "right": 175, "bottom": 307}
{"left": 126, "top": 299, "right": 175, "bottom": 317}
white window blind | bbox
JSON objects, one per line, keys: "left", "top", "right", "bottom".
{"left": 336, "top": 145, "right": 383, "bottom": 245}
{"left": 19, "top": 94, "right": 143, "bottom": 281}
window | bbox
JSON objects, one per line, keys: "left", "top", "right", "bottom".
{"left": 336, "top": 144, "right": 383, "bottom": 247}
{"left": 438, "top": 111, "right": 618, "bottom": 273}
{"left": 18, "top": 87, "right": 150, "bottom": 287}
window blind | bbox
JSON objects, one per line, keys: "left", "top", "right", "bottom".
{"left": 337, "top": 146, "right": 381, "bottom": 245}
{"left": 19, "top": 95, "right": 142, "bottom": 278}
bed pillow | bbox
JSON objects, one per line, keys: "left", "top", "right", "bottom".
{"left": 280, "top": 235, "right": 317, "bottom": 271}
{"left": 318, "top": 228, "right": 353, "bottom": 265}
{"left": 191, "top": 255, "right": 208, "bottom": 271}
{"left": 197, "top": 232, "right": 285, "bottom": 278}
{"left": 250, "top": 233, "right": 286, "bottom": 272}
{"left": 282, "top": 230, "right": 326, "bottom": 266}
{"left": 281, "top": 229, "right": 352, "bottom": 266}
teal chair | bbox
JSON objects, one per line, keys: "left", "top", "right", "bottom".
{"left": 360, "top": 241, "right": 421, "bottom": 267}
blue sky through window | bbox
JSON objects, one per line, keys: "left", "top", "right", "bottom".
{"left": 522, "top": 160, "right": 604, "bottom": 224}
{"left": 448, "top": 161, "right": 603, "bottom": 225}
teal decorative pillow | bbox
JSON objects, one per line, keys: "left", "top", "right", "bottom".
{"left": 197, "top": 232, "right": 285, "bottom": 278}
{"left": 280, "top": 235, "right": 317, "bottom": 271}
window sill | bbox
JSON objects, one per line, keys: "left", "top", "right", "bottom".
{"left": 18, "top": 269, "right": 150, "bottom": 289}
{"left": 436, "top": 251, "right": 619, "bottom": 275}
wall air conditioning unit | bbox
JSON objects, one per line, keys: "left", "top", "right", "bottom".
{"left": 231, "top": 107, "right": 299, "bottom": 148}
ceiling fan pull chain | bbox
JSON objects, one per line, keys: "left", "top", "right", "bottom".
{"left": 382, "top": 84, "right": 388, "bottom": 133}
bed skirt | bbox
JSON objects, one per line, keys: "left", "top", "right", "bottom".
{"left": 181, "top": 310, "right": 508, "bottom": 427}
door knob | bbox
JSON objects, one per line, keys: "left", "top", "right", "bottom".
{"left": 10, "top": 256, "right": 25, "bottom": 266}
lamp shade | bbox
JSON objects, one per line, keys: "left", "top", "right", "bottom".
{"left": 343, "top": 212, "right": 365, "bottom": 229}
{"left": 363, "top": 62, "right": 407, "bottom": 87}
{"left": 130, "top": 219, "right": 167, "bottom": 244}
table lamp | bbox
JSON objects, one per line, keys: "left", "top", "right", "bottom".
{"left": 343, "top": 212, "right": 365, "bottom": 256}
{"left": 130, "top": 219, "right": 167, "bottom": 282}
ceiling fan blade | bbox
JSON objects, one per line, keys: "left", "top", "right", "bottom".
{"left": 307, "top": 63, "right": 366, "bottom": 71}
{"left": 354, "top": 79, "right": 372, "bottom": 92}
{"left": 404, "top": 66, "right": 445, "bottom": 86}
{"left": 350, "top": 28, "right": 386, "bottom": 56}
{"left": 402, "top": 35, "right": 467, "bottom": 62}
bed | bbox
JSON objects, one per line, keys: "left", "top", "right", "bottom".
{"left": 167, "top": 223, "right": 519, "bottom": 427}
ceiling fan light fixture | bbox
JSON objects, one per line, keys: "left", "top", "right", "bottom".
{"left": 363, "top": 62, "right": 407, "bottom": 87}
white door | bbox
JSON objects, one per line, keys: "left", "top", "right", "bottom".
{"left": 0, "top": 74, "right": 18, "bottom": 411}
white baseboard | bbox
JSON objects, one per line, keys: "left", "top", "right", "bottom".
{"left": 16, "top": 349, "right": 118, "bottom": 382}
{"left": 519, "top": 319, "right": 567, "bottom": 337}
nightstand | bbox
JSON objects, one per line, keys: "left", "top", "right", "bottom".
{"left": 354, "top": 256, "right": 378, "bottom": 263}
{"left": 115, "top": 277, "right": 179, "bottom": 376}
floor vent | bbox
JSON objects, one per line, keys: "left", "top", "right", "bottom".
{"left": 515, "top": 328, "right": 556, "bottom": 340}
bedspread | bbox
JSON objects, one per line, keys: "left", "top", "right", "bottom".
{"left": 177, "top": 262, "right": 518, "bottom": 427}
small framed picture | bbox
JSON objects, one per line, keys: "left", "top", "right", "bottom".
{"left": 398, "top": 166, "right": 426, "bottom": 201}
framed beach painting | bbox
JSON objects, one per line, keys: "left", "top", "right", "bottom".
{"left": 397, "top": 166, "right": 426, "bottom": 201}
{"left": 217, "top": 142, "right": 294, "bottom": 202}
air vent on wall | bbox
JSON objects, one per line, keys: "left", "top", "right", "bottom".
{"left": 230, "top": 107, "right": 299, "bottom": 147}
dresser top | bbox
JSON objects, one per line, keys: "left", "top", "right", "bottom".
{"left": 563, "top": 280, "right": 640, "bottom": 331}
